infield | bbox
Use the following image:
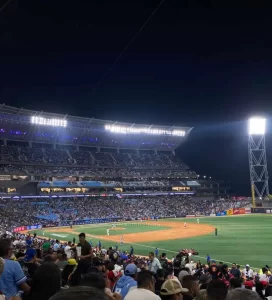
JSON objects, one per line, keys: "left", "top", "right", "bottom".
{"left": 29, "top": 215, "right": 272, "bottom": 269}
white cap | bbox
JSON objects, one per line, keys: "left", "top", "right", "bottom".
{"left": 246, "top": 264, "right": 250, "bottom": 267}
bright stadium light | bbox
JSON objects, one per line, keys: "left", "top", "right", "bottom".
{"left": 31, "top": 116, "right": 67, "bottom": 127}
{"left": 105, "top": 124, "right": 185, "bottom": 136}
{"left": 248, "top": 116, "right": 269, "bottom": 205}
{"left": 248, "top": 117, "right": 266, "bottom": 135}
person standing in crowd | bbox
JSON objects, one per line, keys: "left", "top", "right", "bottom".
{"left": 230, "top": 263, "right": 241, "bottom": 279}
{"left": 259, "top": 267, "right": 269, "bottom": 284}
{"left": 206, "top": 254, "right": 211, "bottom": 266}
{"left": 25, "top": 262, "right": 61, "bottom": 300}
{"left": 98, "top": 241, "right": 102, "bottom": 251}
{"left": 42, "top": 239, "right": 51, "bottom": 254}
{"left": 57, "top": 253, "right": 68, "bottom": 271}
{"left": 155, "top": 269, "right": 165, "bottom": 295}
{"left": 159, "top": 253, "right": 168, "bottom": 270}
{"left": 114, "top": 263, "right": 138, "bottom": 299}
{"left": 149, "top": 252, "right": 162, "bottom": 274}
{"left": 229, "top": 278, "right": 242, "bottom": 290}
{"left": 49, "top": 286, "right": 109, "bottom": 300}
{"left": 0, "top": 239, "right": 30, "bottom": 299}
{"left": 64, "top": 241, "right": 72, "bottom": 259}
{"left": 207, "top": 280, "right": 228, "bottom": 300}
{"left": 226, "top": 288, "right": 261, "bottom": 300}
{"left": 180, "top": 275, "right": 199, "bottom": 300}
{"left": 242, "top": 264, "right": 254, "bottom": 280}
{"left": 23, "top": 248, "right": 40, "bottom": 278}
{"left": 130, "top": 246, "right": 134, "bottom": 256}
{"left": 53, "top": 240, "right": 60, "bottom": 252}
{"left": 77, "top": 233, "right": 93, "bottom": 261}
{"left": 160, "top": 279, "right": 189, "bottom": 300}
{"left": 209, "top": 261, "right": 220, "bottom": 280}
{"left": 124, "top": 270, "right": 160, "bottom": 300}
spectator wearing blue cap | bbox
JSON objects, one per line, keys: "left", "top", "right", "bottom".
{"left": 24, "top": 248, "right": 40, "bottom": 278}
{"left": 113, "top": 263, "right": 138, "bottom": 299}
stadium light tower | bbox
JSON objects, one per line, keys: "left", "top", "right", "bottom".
{"left": 248, "top": 117, "right": 269, "bottom": 207}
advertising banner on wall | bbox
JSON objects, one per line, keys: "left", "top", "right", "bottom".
{"left": 226, "top": 208, "right": 233, "bottom": 215}
{"left": 13, "top": 226, "right": 26, "bottom": 232}
{"left": 245, "top": 207, "right": 251, "bottom": 214}
{"left": 26, "top": 225, "right": 42, "bottom": 230}
{"left": 216, "top": 211, "right": 227, "bottom": 216}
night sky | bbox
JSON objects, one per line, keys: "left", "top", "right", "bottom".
{"left": 1, "top": 0, "right": 272, "bottom": 194}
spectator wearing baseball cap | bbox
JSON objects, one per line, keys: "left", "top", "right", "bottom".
{"left": 114, "top": 263, "right": 138, "bottom": 299}
{"left": 24, "top": 248, "right": 40, "bottom": 278}
{"left": 124, "top": 270, "right": 160, "bottom": 300}
{"left": 160, "top": 279, "right": 188, "bottom": 300}
{"left": 242, "top": 264, "right": 254, "bottom": 280}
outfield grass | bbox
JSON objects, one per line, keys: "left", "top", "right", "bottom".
{"left": 30, "top": 215, "right": 272, "bottom": 269}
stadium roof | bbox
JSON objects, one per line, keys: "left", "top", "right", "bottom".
{"left": 0, "top": 104, "right": 193, "bottom": 150}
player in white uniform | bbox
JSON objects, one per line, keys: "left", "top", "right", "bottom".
{"left": 112, "top": 224, "right": 116, "bottom": 229}
{"left": 107, "top": 229, "right": 110, "bottom": 236}
{"left": 184, "top": 222, "right": 187, "bottom": 228}
{"left": 120, "top": 235, "right": 123, "bottom": 244}
{"left": 197, "top": 219, "right": 200, "bottom": 224}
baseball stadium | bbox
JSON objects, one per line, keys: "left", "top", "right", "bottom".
{"left": 0, "top": 105, "right": 271, "bottom": 270}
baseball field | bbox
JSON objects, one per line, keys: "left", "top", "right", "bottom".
{"left": 29, "top": 215, "right": 272, "bottom": 269}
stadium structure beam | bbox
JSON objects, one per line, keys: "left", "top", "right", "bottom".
{"left": 248, "top": 117, "right": 269, "bottom": 204}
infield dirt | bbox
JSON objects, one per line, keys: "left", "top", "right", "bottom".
{"left": 44, "top": 221, "right": 214, "bottom": 243}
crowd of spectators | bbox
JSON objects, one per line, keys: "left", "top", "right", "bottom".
{"left": 0, "top": 230, "right": 269, "bottom": 300}
{"left": 0, "top": 196, "right": 250, "bottom": 232}
{"left": 0, "top": 165, "right": 197, "bottom": 178}
{"left": 0, "top": 146, "right": 196, "bottom": 178}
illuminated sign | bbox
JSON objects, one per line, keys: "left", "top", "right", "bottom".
{"left": 31, "top": 116, "right": 67, "bottom": 127}
{"left": 105, "top": 125, "right": 185, "bottom": 136}
{"left": 172, "top": 187, "right": 191, "bottom": 191}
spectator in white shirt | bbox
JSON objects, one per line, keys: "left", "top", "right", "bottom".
{"left": 64, "top": 241, "right": 72, "bottom": 259}
{"left": 53, "top": 240, "right": 60, "bottom": 252}
{"left": 148, "top": 252, "right": 162, "bottom": 274}
{"left": 124, "top": 270, "right": 161, "bottom": 300}
{"left": 259, "top": 267, "right": 269, "bottom": 283}
{"left": 242, "top": 264, "right": 254, "bottom": 279}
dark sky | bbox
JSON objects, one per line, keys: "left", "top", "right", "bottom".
{"left": 1, "top": 0, "right": 272, "bottom": 194}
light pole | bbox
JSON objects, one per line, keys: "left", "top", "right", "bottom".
{"left": 248, "top": 117, "right": 269, "bottom": 207}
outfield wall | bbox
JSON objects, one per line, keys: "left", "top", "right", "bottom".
{"left": 215, "top": 207, "right": 251, "bottom": 216}
{"left": 251, "top": 207, "right": 272, "bottom": 214}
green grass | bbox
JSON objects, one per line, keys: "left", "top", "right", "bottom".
{"left": 72, "top": 223, "right": 168, "bottom": 235}
{"left": 30, "top": 215, "right": 272, "bottom": 269}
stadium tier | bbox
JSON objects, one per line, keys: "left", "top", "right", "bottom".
{"left": 0, "top": 105, "right": 231, "bottom": 197}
